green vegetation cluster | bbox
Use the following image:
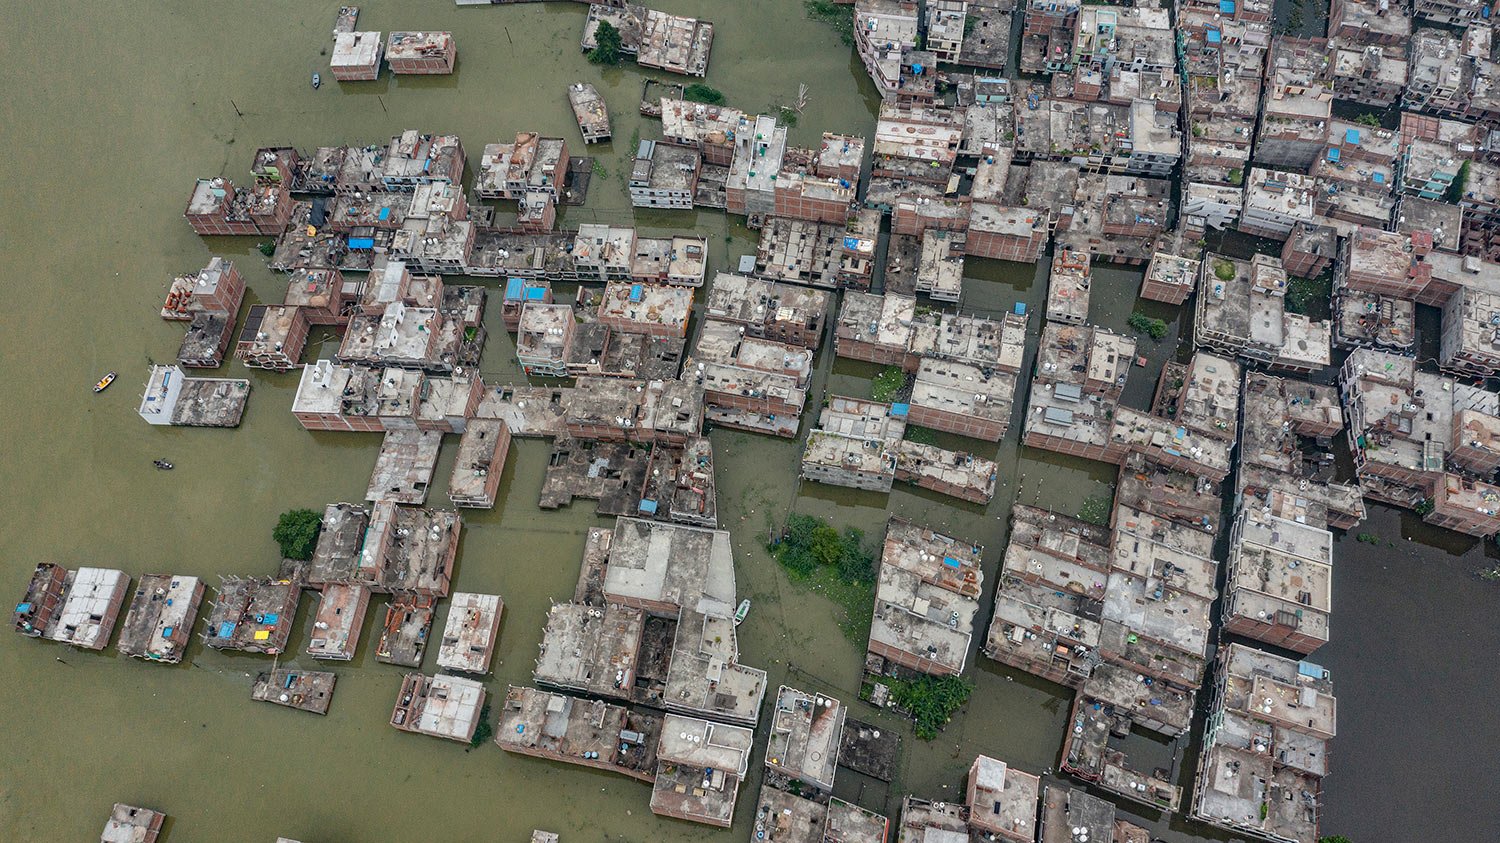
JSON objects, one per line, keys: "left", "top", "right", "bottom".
{"left": 683, "top": 83, "right": 725, "bottom": 105}
{"left": 804, "top": 1, "right": 855, "bottom": 46}
{"left": 1078, "top": 494, "right": 1112, "bottom": 526}
{"left": 1213, "top": 259, "right": 1237, "bottom": 281}
{"left": 1128, "top": 311, "right": 1168, "bottom": 341}
{"left": 469, "top": 703, "right": 493, "bottom": 749}
{"left": 871, "top": 367, "right": 906, "bottom": 402}
{"left": 904, "top": 426, "right": 938, "bottom": 445}
{"left": 588, "top": 21, "right": 623, "bottom": 66}
{"left": 1285, "top": 274, "right": 1332, "bottom": 319}
{"left": 885, "top": 675, "right": 973, "bottom": 739}
{"left": 273, "top": 508, "right": 322, "bottom": 561}
{"left": 769, "top": 514, "right": 877, "bottom": 644}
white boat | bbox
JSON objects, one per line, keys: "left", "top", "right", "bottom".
{"left": 734, "top": 599, "right": 750, "bottom": 626}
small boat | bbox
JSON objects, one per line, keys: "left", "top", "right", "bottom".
{"left": 311, "top": 72, "right": 321, "bottom": 89}
{"left": 734, "top": 599, "right": 751, "bottom": 626}
{"left": 93, "top": 372, "right": 116, "bottom": 393}
{"left": 153, "top": 460, "right": 174, "bottom": 471}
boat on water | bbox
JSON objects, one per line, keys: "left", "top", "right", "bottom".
{"left": 93, "top": 372, "right": 116, "bottom": 393}
{"left": 311, "top": 72, "right": 321, "bottom": 89}
{"left": 734, "top": 599, "right": 750, "bottom": 626}
{"left": 153, "top": 460, "right": 173, "bottom": 471}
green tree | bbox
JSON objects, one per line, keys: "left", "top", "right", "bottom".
{"left": 589, "top": 20, "right": 623, "bottom": 66}
{"left": 1446, "top": 160, "right": 1472, "bottom": 204}
{"left": 683, "top": 83, "right": 725, "bottom": 105}
{"left": 1353, "top": 113, "right": 1381, "bottom": 128}
{"left": 273, "top": 508, "right": 322, "bottom": 561}
{"left": 1128, "top": 311, "right": 1168, "bottom": 341}
{"left": 1319, "top": 836, "right": 1354, "bottom": 843}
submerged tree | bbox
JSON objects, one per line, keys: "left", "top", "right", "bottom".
{"left": 273, "top": 508, "right": 322, "bottom": 561}
{"left": 589, "top": 20, "right": 623, "bottom": 66}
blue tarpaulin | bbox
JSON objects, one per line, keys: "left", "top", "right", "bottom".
{"left": 1219, "top": 0, "right": 1235, "bottom": 11}
{"left": 1346, "top": 128, "right": 1360, "bottom": 145}
{"left": 638, "top": 499, "right": 659, "bottom": 514}
{"left": 348, "top": 237, "right": 375, "bottom": 249}
{"left": 1327, "top": 147, "right": 1340, "bottom": 162}
{"left": 1206, "top": 29, "right": 1221, "bottom": 43}
{"left": 377, "top": 207, "right": 390, "bottom": 221}
{"left": 526, "top": 286, "right": 547, "bottom": 300}
{"left": 505, "top": 277, "right": 525, "bottom": 300}
{"left": 629, "top": 284, "right": 643, "bottom": 302}
{"left": 161, "top": 626, "right": 173, "bottom": 637}
{"left": 843, "top": 237, "right": 861, "bottom": 250}
{"left": 218, "top": 622, "right": 236, "bottom": 638}
{"left": 1014, "top": 302, "right": 1027, "bottom": 315}
{"left": 890, "top": 402, "right": 909, "bottom": 417}
{"left": 942, "top": 556, "right": 961, "bottom": 568}
{"left": 1372, "top": 172, "right": 1385, "bottom": 184}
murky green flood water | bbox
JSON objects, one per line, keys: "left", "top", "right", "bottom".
{"left": 2, "top": 2, "right": 1498, "bottom": 841}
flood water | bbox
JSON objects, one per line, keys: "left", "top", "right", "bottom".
{"left": 1, "top": 2, "right": 1497, "bottom": 841}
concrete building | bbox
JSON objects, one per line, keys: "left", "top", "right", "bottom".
{"left": 1191, "top": 644, "right": 1335, "bottom": 843}
{"left": 800, "top": 397, "right": 904, "bottom": 493}
{"left": 204, "top": 567, "right": 302, "bottom": 655}
{"left": 437, "top": 591, "right": 503, "bottom": 674}
{"left": 1140, "top": 251, "right": 1200, "bottom": 305}
{"left": 966, "top": 755, "right": 1041, "bottom": 843}
{"left": 306, "top": 582, "right": 371, "bottom": 661}
{"left": 495, "top": 684, "right": 662, "bottom": 782}
{"left": 137, "top": 365, "right": 250, "bottom": 428}
{"left": 380, "top": 131, "right": 465, "bottom": 190}
{"left": 366, "top": 428, "right": 443, "bottom": 505}
{"left": 562, "top": 376, "right": 702, "bottom": 445}
{"left": 1238, "top": 372, "right": 1365, "bottom": 531}
{"left": 252, "top": 669, "right": 336, "bottom": 715}
{"left": 386, "top": 31, "right": 456, "bottom": 75}
{"left": 581, "top": 6, "right": 716, "bottom": 77}
{"left": 16, "top": 565, "right": 129, "bottom": 651}
{"left": 184, "top": 176, "right": 292, "bottom": 236}
{"left": 1223, "top": 508, "right": 1334, "bottom": 654}
{"left": 448, "top": 419, "right": 511, "bottom": 509}
{"left": 596, "top": 281, "right": 693, "bottom": 339}
{"left": 330, "top": 31, "right": 383, "bottom": 80}
{"left": 704, "top": 273, "right": 829, "bottom": 349}
{"left": 629, "top": 140, "right": 700, "bottom": 209}
{"left": 726, "top": 115, "right": 787, "bottom": 217}
{"left": 1046, "top": 249, "right": 1091, "bottom": 325}
{"left": 516, "top": 303, "right": 576, "bottom": 377}
{"left": 237, "top": 304, "right": 310, "bottom": 371}
{"left": 907, "top": 357, "right": 1016, "bottom": 442}
{"left": 1196, "top": 253, "right": 1331, "bottom": 374}
{"left": 689, "top": 319, "right": 811, "bottom": 437}
{"left": 1020, "top": 0, "right": 1081, "bottom": 74}
{"left": 1039, "top": 785, "right": 1151, "bottom": 843}
{"left": 853, "top": 0, "right": 920, "bottom": 97}
{"left": 390, "top": 672, "right": 487, "bottom": 743}
{"left": 568, "top": 82, "right": 611, "bottom": 144}
{"left": 764, "top": 685, "right": 846, "bottom": 791}
{"left": 1439, "top": 283, "right": 1500, "bottom": 376}
{"left": 1330, "top": 40, "right": 1406, "bottom": 107}
{"left": 649, "top": 715, "right": 753, "bottom": 827}
{"left": 1336, "top": 226, "right": 1434, "bottom": 299}
{"left": 1254, "top": 38, "right": 1333, "bottom": 173}
{"left": 1240, "top": 168, "right": 1317, "bottom": 239}
{"left": 101, "top": 804, "right": 165, "bottom": 843}
{"left": 868, "top": 518, "right": 984, "bottom": 677}
{"left": 1330, "top": 0, "right": 1410, "bottom": 47}
{"left": 161, "top": 257, "right": 245, "bottom": 321}
{"left": 983, "top": 505, "right": 1112, "bottom": 688}
{"left": 306, "top": 502, "right": 372, "bottom": 587}
{"left": 1341, "top": 347, "right": 1500, "bottom": 535}
{"left": 362, "top": 501, "right": 462, "bottom": 596}
{"left": 1022, "top": 323, "right": 1135, "bottom": 464}
{"left": 116, "top": 574, "right": 204, "bottom": 664}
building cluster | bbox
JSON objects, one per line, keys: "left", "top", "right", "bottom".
{"left": 581, "top": 3, "right": 714, "bottom": 76}
{"left": 330, "top": 9, "right": 456, "bottom": 80}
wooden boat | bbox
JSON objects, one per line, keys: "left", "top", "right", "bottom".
{"left": 153, "top": 460, "right": 174, "bottom": 471}
{"left": 94, "top": 371, "right": 116, "bottom": 393}
{"left": 734, "top": 599, "right": 750, "bottom": 626}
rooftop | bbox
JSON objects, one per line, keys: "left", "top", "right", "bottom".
{"left": 437, "top": 591, "right": 503, "bottom": 674}
{"left": 602, "top": 517, "right": 737, "bottom": 614}
{"left": 391, "top": 672, "right": 486, "bottom": 743}
{"left": 765, "top": 685, "right": 846, "bottom": 790}
{"left": 366, "top": 428, "right": 443, "bottom": 504}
